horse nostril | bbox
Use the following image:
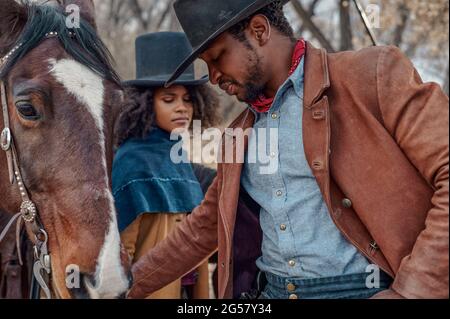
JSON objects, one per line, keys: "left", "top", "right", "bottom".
{"left": 70, "top": 273, "right": 95, "bottom": 299}
{"left": 117, "top": 291, "right": 128, "bottom": 299}
{"left": 127, "top": 271, "right": 133, "bottom": 289}
{"left": 83, "top": 273, "right": 97, "bottom": 290}
{"left": 72, "top": 270, "right": 131, "bottom": 299}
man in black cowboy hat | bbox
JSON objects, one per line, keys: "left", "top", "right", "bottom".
{"left": 128, "top": 0, "right": 449, "bottom": 299}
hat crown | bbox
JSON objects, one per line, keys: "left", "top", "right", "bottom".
{"left": 174, "top": 0, "right": 275, "bottom": 49}
{"left": 135, "top": 32, "right": 196, "bottom": 80}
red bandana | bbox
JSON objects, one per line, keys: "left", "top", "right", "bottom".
{"left": 250, "top": 39, "right": 306, "bottom": 113}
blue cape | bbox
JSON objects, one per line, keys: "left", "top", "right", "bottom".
{"left": 112, "top": 127, "right": 204, "bottom": 232}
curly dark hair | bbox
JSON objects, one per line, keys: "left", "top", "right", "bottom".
{"left": 227, "top": 1, "right": 295, "bottom": 43}
{"left": 114, "top": 84, "right": 221, "bottom": 147}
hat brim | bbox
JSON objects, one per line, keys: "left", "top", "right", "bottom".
{"left": 123, "top": 75, "right": 209, "bottom": 88}
{"left": 165, "top": 0, "right": 290, "bottom": 87}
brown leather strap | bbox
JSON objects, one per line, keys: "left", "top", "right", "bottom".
{"left": 15, "top": 217, "right": 23, "bottom": 266}
{"left": 0, "top": 82, "right": 9, "bottom": 129}
{"left": 0, "top": 82, "right": 14, "bottom": 184}
{"left": 0, "top": 213, "right": 21, "bottom": 244}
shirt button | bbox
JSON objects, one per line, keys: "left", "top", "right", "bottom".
{"left": 342, "top": 198, "right": 353, "bottom": 208}
{"left": 287, "top": 283, "right": 296, "bottom": 292}
{"left": 289, "top": 294, "right": 298, "bottom": 300}
{"left": 270, "top": 151, "right": 277, "bottom": 158}
{"left": 288, "top": 260, "right": 296, "bottom": 267}
{"left": 276, "top": 190, "right": 283, "bottom": 197}
{"left": 271, "top": 113, "right": 279, "bottom": 119}
{"left": 280, "top": 224, "right": 287, "bottom": 231}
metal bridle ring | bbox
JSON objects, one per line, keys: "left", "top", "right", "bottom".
{"left": 35, "top": 228, "right": 48, "bottom": 244}
{"left": 1, "top": 127, "right": 11, "bottom": 151}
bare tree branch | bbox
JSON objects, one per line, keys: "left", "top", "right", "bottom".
{"left": 129, "top": 0, "right": 149, "bottom": 30}
{"left": 298, "top": 0, "right": 320, "bottom": 36}
{"left": 290, "top": 0, "right": 335, "bottom": 52}
{"left": 156, "top": 0, "right": 174, "bottom": 30}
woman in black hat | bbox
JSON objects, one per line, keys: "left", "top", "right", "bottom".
{"left": 112, "top": 32, "right": 220, "bottom": 299}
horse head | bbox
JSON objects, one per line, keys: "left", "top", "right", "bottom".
{"left": 0, "top": 0, "right": 131, "bottom": 299}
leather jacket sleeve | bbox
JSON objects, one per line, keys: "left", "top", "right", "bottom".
{"left": 127, "top": 177, "right": 219, "bottom": 298}
{"left": 378, "top": 46, "right": 449, "bottom": 298}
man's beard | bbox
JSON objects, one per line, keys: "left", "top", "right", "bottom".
{"left": 242, "top": 61, "right": 265, "bottom": 103}
{"left": 234, "top": 46, "right": 266, "bottom": 103}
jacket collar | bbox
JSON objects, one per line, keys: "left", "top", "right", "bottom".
{"left": 303, "top": 41, "right": 330, "bottom": 108}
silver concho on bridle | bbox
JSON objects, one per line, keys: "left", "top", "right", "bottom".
{"left": 20, "top": 200, "right": 37, "bottom": 223}
{"left": 0, "top": 127, "right": 11, "bottom": 151}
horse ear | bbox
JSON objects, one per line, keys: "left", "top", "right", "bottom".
{"left": 62, "top": 0, "right": 97, "bottom": 30}
{"left": 0, "top": 0, "right": 28, "bottom": 57}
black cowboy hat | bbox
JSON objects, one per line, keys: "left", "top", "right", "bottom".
{"left": 165, "top": 0, "right": 290, "bottom": 87}
{"left": 124, "top": 32, "right": 208, "bottom": 87}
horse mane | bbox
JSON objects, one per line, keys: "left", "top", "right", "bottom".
{"left": 0, "top": 2, "right": 121, "bottom": 85}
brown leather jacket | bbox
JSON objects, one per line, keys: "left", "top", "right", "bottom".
{"left": 128, "top": 43, "right": 449, "bottom": 299}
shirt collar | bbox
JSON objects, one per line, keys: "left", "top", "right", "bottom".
{"left": 287, "top": 57, "right": 305, "bottom": 98}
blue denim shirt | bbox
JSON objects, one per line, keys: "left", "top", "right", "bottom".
{"left": 241, "top": 59, "right": 370, "bottom": 279}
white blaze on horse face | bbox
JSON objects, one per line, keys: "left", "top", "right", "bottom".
{"left": 48, "top": 58, "right": 105, "bottom": 139}
{"left": 87, "top": 193, "right": 129, "bottom": 299}
{"left": 48, "top": 58, "right": 129, "bottom": 299}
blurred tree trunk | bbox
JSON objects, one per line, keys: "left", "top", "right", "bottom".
{"left": 339, "top": 0, "right": 353, "bottom": 51}
{"left": 444, "top": 65, "right": 449, "bottom": 96}
{"left": 392, "top": 3, "right": 409, "bottom": 47}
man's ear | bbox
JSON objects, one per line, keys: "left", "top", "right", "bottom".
{"left": 248, "top": 14, "right": 271, "bottom": 45}
{"left": 62, "top": 0, "right": 97, "bottom": 30}
{"left": 0, "top": 0, "right": 28, "bottom": 56}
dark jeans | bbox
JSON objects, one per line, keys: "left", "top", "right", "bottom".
{"left": 258, "top": 271, "right": 393, "bottom": 299}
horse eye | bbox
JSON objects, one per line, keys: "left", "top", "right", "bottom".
{"left": 16, "top": 103, "right": 41, "bottom": 121}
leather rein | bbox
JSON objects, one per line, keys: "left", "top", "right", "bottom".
{"left": 0, "top": 34, "right": 60, "bottom": 299}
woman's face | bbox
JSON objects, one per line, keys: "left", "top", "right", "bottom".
{"left": 153, "top": 85, "right": 194, "bottom": 133}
